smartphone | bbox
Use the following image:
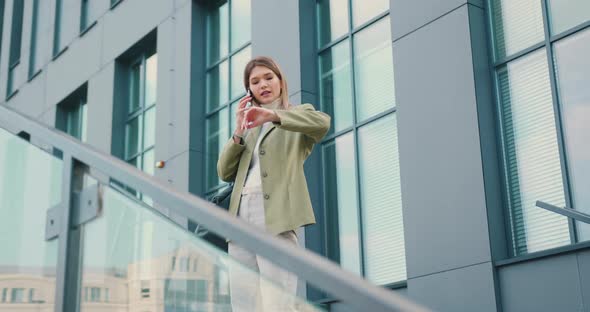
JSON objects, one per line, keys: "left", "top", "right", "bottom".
{"left": 246, "top": 90, "right": 252, "bottom": 108}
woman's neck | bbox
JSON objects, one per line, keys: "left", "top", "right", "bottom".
{"left": 260, "top": 97, "right": 282, "bottom": 110}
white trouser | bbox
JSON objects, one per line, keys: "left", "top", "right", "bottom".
{"left": 228, "top": 189, "right": 298, "bottom": 312}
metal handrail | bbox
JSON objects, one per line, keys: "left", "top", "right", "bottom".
{"left": 536, "top": 201, "right": 590, "bottom": 225}
{"left": 0, "top": 104, "right": 428, "bottom": 312}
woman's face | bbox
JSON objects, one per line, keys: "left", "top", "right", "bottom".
{"left": 248, "top": 66, "right": 281, "bottom": 105}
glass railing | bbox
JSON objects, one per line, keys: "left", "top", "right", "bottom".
{"left": 79, "top": 174, "right": 322, "bottom": 311}
{"left": 0, "top": 127, "right": 62, "bottom": 309}
{"left": 0, "top": 104, "right": 428, "bottom": 312}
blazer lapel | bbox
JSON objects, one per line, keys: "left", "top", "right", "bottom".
{"left": 245, "top": 126, "right": 260, "bottom": 150}
{"left": 259, "top": 123, "right": 277, "bottom": 144}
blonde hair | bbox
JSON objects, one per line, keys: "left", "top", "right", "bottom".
{"left": 243, "top": 56, "right": 289, "bottom": 109}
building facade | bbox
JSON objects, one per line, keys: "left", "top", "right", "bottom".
{"left": 0, "top": 0, "right": 589, "bottom": 311}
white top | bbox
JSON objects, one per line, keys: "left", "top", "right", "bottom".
{"left": 242, "top": 98, "right": 282, "bottom": 193}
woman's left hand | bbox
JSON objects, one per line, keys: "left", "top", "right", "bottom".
{"left": 243, "top": 107, "right": 280, "bottom": 129}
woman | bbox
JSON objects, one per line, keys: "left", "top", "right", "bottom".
{"left": 217, "top": 56, "right": 330, "bottom": 311}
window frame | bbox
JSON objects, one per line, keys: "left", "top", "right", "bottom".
{"left": 204, "top": 0, "right": 251, "bottom": 195}
{"left": 487, "top": 0, "right": 590, "bottom": 256}
{"left": 123, "top": 53, "right": 156, "bottom": 174}
{"left": 56, "top": 85, "right": 88, "bottom": 142}
{"left": 316, "top": 0, "right": 402, "bottom": 286}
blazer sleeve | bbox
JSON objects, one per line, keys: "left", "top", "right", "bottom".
{"left": 273, "top": 103, "right": 331, "bottom": 144}
{"left": 217, "top": 138, "right": 246, "bottom": 182}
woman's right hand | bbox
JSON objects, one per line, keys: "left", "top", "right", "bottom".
{"left": 233, "top": 94, "right": 252, "bottom": 139}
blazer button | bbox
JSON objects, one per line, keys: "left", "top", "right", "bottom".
{"left": 262, "top": 172, "right": 268, "bottom": 178}
{"left": 260, "top": 150, "right": 266, "bottom": 155}
{"left": 264, "top": 194, "right": 270, "bottom": 200}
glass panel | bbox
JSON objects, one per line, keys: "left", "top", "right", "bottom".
{"left": 323, "top": 133, "right": 361, "bottom": 275}
{"left": 66, "top": 105, "right": 82, "bottom": 140}
{"left": 79, "top": 182, "right": 323, "bottom": 312}
{"left": 207, "top": 2, "right": 229, "bottom": 64}
{"left": 125, "top": 116, "right": 142, "bottom": 159}
{"left": 491, "top": 0, "right": 544, "bottom": 60}
{"left": 231, "top": 46, "right": 251, "bottom": 100}
{"left": 129, "top": 62, "right": 142, "bottom": 113}
{"left": 30, "top": 0, "right": 52, "bottom": 75}
{"left": 353, "top": 17, "right": 395, "bottom": 122}
{"left": 145, "top": 54, "right": 158, "bottom": 107}
{"left": 0, "top": 128, "right": 62, "bottom": 310}
{"left": 230, "top": 0, "right": 251, "bottom": 50}
{"left": 320, "top": 40, "right": 353, "bottom": 134}
{"left": 142, "top": 148, "right": 155, "bottom": 176}
{"left": 548, "top": 0, "right": 590, "bottom": 35}
{"left": 9, "top": 0, "right": 24, "bottom": 64}
{"left": 351, "top": 0, "right": 388, "bottom": 28}
{"left": 317, "top": 0, "right": 349, "bottom": 47}
{"left": 206, "top": 108, "right": 229, "bottom": 190}
{"left": 498, "top": 49, "right": 569, "bottom": 255}
{"left": 554, "top": 28, "right": 590, "bottom": 241}
{"left": 358, "top": 114, "right": 405, "bottom": 285}
{"left": 207, "top": 61, "right": 230, "bottom": 112}
{"left": 143, "top": 107, "right": 156, "bottom": 149}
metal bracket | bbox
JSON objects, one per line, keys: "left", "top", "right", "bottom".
{"left": 45, "top": 184, "right": 102, "bottom": 240}
{"left": 72, "top": 183, "right": 102, "bottom": 226}
{"left": 45, "top": 206, "right": 61, "bottom": 241}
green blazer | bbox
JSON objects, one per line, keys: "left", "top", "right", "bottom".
{"left": 217, "top": 103, "right": 330, "bottom": 235}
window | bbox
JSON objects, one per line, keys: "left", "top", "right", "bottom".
{"left": 80, "top": 0, "right": 100, "bottom": 32}
{"left": 141, "top": 280, "right": 150, "bottom": 298}
{"left": 7, "top": 0, "right": 24, "bottom": 97}
{"left": 317, "top": 0, "right": 404, "bottom": 285}
{"left": 205, "top": 0, "right": 251, "bottom": 195}
{"left": 11, "top": 288, "right": 24, "bottom": 303}
{"left": 28, "top": 288, "right": 34, "bottom": 303}
{"left": 124, "top": 53, "right": 157, "bottom": 174}
{"left": 90, "top": 287, "right": 101, "bottom": 302}
{"left": 164, "top": 279, "right": 209, "bottom": 310}
{"left": 53, "top": 0, "right": 77, "bottom": 56}
{"left": 490, "top": 0, "right": 590, "bottom": 255}
{"left": 29, "top": 0, "right": 51, "bottom": 78}
{"left": 1, "top": 288, "right": 6, "bottom": 302}
{"left": 56, "top": 85, "right": 88, "bottom": 142}
{"left": 553, "top": 28, "right": 590, "bottom": 240}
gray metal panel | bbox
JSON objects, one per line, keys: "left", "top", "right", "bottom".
{"left": 577, "top": 250, "right": 590, "bottom": 311}
{"left": 101, "top": 0, "right": 173, "bottom": 64}
{"left": 389, "top": 0, "right": 484, "bottom": 42}
{"left": 393, "top": 5, "right": 491, "bottom": 278}
{"left": 154, "top": 6, "right": 193, "bottom": 191}
{"left": 251, "top": 0, "right": 302, "bottom": 95}
{"left": 6, "top": 67, "right": 47, "bottom": 117}
{"left": 86, "top": 63, "right": 115, "bottom": 154}
{"left": 408, "top": 262, "right": 497, "bottom": 312}
{"left": 46, "top": 19, "right": 102, "bottom": 108}
{"left": 498, "top": 254, "right": 584, "bottom": 312}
